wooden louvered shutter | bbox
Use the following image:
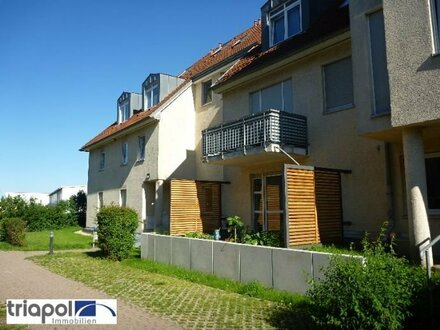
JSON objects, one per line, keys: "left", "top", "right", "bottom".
{"left": 170, "top": 180, "right": 221, "bottom": 236}
{"left": 170, "top": 180, "right": 202, "bottom": 235}
{"left": 315, "top": 170, "right": 342, "bottom": 243}
{"left": 284, "top": 166, "right": 319, "bottom": 246}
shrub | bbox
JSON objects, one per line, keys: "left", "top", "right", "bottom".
{"left": 307, "top": 225, "right": 424, "bottom": 330}
{"left": 184, "top": 232, "right": 213, "bottom": 240}
{"left": 70, "top": 191, "right": 87, "bottom": 227}
{"left": 3, "top": 218, "right": 26, "bottom": 246}
{"left": 0, "top": 218, "right": 6, "bottom": 241}
{"left": 97, "top": 206, "right": 139, "bottom": 261}
{"left": 227, "top": 215, "right": 245, "bottom": 242}
{"left": 243, "top": 230, "right": 282, "bottom": 247}
{"left": 0, "top": 196, "right": 27, "bottom": 219}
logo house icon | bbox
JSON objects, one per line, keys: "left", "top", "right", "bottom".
{"left": 74, "top": 300, "right": 117, "bottom": 318}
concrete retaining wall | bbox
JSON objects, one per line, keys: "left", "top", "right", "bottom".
{"left": 140, "top": 233, "right": 361, "bottom": 294}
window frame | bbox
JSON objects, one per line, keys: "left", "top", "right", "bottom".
{"left": 429, "top": 0, "right": 440, "bottom": 55}
{"left": 120, "top": 189, "right": 127, "bottom": 207}
{"left": 367, "top": 9, "right": 391, "bottom": 116}
{"left": 121, "top": 142, "right": 128, "bottom": 166}
{"left": 201, "top": 80, "right": 213, "bottom": 105}
{"left": 268, "top": 0, "right": 302, "bottom": 47}
{"left": 119, "top": 101, "right": 130, "bottom": 122}
{"left": 249, "top": 79, "right": 293, "bottom": 114}
{"left": 137, "top": 135, "right": 146, "bottom": 162}
{"left": 145, "top": 84, "right": 159, "bottom": 109}
{"left": 99, "top": 150, "right": 105, "bottom": 171}
{"left": 322, "top": 56, "right": 354, "bottom": 114}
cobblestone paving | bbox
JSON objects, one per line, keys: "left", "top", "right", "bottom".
{"left": 32, "top": 252, "right": 277, "bottom": 329}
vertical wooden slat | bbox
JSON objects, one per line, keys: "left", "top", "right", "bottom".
{"left": 284, "top": 166, "right": 320, "bottom": 246}
{"left": 315, "top": 170, "right": 343, "bottom": 243}
{"left": 170, "top": 180, "right": 221, "bottom": 236}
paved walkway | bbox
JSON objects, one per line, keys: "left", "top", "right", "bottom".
{"left": 0, "top": 251, "right": 181, "bottom": 330}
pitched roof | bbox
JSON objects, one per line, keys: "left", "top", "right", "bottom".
{"left": 81, "top": 21, "right": 262, "bottom": 151}
{"left": 214, "top": 2, "right": 350, "bottom": 88}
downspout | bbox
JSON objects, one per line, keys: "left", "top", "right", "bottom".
{"left": 384, "top": 142, "right": 396, "bottom": 239}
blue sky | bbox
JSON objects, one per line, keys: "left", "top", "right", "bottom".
{"left": 0, "top": 0, "right": 262, "bottom": 195}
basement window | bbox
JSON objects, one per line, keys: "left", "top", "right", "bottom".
{"left": 426, "top": 154, "right": 440, "bottom": 211}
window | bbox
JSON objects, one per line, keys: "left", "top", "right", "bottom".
{"left": 425, "top": 155, "right": 440, "bottom": 211}
{"left": 99, "top": 151, "right": 105, "bottom": 170}
{"left": 121, "top": 142, "right": 128, "bottom": 165}
{"left": 430, "top": 0, "right": 440, "bottom": 53}
{"left": 250, "top": 79, "right": 293, "bottom": 114}
{"left": 269, "top": 0, "right": 301, "bottom": 46}
{"left": 368, "top": 10, "right": 391, "bottom": 115}
{"left": 138, "top": 136, "right": 146, "bottom": 161}
{"left": 201, "top": 80, "right": 212, "bottom": 105}
{"left": 98, "top": 192, "right": 104, "bottom": 210}
{"left": 145, "top": 84, "right": 159, "bottom": 109}
{"left": 119, "top": 102, "right": 130, "bottom": 122}
{"left": 252, "top": 174, "right": 283, "bottom": 231}
{"left": 323, "top": 57, "right": 354, "bottom": 112}
{"left": 120, "top": 189, "right": 127, "bottom": 207}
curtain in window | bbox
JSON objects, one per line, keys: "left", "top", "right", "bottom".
{"left": 287, "top": 5, "right": 300, "bottom": 37}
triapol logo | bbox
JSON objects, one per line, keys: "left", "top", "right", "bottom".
{"left": 6, "top": 299, "right": 117, "bottom": 325}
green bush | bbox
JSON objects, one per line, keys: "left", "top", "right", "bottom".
{"left": 307, "top": 225, "right": 424, "bottom": 330}
{"left": 70, "top": 191, "right": 87, "bottom": 228}
{"left": 3, "top": 218, "right": 26, "bottom": 246}
{"left": 97, "top": 206, "right": 139, "bottom": 261}
{"left": 184, "top": 232, "right": 213, "bottom": 240}
{"left": 243, "top": 230, "right": 282, "bottom": 247}
{"left": 0, "top": 218, "right": 6, "bottom": 241}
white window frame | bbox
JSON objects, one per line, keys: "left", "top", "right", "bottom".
{"left": 145, "top": 84, "right": 159, "bottom": 109}
{"left": 268, "top": 0, "right": 302, "bottom": 47}
{"left": 119, "top": 101, "right": 130, "bottom": 122}
{"left": 119, "top": 189, "right": 127, "bottom": 207}
{"left": 429, "top": 0, "right": 440, "bottom": 55}
{"left": 137, "top": 135, "right": 146, "bottom": 161}
{"left": 121, "top": 142, "right": 128, "bottom": 165}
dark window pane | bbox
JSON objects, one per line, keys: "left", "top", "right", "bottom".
{"left": 426, "top": 157, "right": 440, "bottom": 209}
{"left": 272, "top": 16, "right": 285, "bottom": 44}
{"left": 262, "top": 82, "right": 283, "bottom": 111}
{"left": 324, "top": 57, "right": 354, "bottom": 111}
{"left": 282, "top": 79, "right": 293, "bottom": 112}
{"left": 287, "top": 6, "right": 301, "bottom": 37}
{"left": 369, "top": 10, "right": 390, "bottom": 114}
{"left": 202, "top": 80, "right": 212, "bottom": 104}
{"left": 250, "top": 91, "right": 261, "bottom": 113}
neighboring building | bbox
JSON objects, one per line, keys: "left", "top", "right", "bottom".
{"left": 82, "top": 0, "right": 440, "bottom": 262}
{"left": 48, "top": 185, "right": 87, "bottom": 205}
{"left": 81, "top": 22, "right": 261, "bottom": 233}
{"left": 4, "top": 192, "right": 49, "bottom": 205}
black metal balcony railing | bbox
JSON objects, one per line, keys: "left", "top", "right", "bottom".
{"left": 202, "top": 109, "right": 308, "bottom": 158}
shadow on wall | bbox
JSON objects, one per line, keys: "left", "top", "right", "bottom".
{"left": 417, "top": 55, "right": 440, "bottom": 72}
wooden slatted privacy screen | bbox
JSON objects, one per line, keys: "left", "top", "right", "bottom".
{"left": 285, "top": 166, "right": 319, "bottom": 246}
{"left": 284, "top": 165, "right": 343, "bottom": 246}
{"left": 170, "top": 179, "right": 221, "bottom": 236}
{"left": 315, "top": 170, "right": 343, "bottom": 243}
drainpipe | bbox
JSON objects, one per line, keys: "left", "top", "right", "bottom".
{"left": 384, "top": 142, "right": 396, "bottom": 239}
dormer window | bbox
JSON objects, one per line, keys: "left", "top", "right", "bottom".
{"left": 145, "top": 84, "right": 159, "bottom": 109}
{"left": 119, "top": 101, "right": 130, "bottom": 122}
{"left": 269, "top": 0, "right": 301, "bottom": 46}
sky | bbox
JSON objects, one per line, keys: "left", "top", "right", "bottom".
{"left": 0, "top": 0, "right": 262, "bottom": 196}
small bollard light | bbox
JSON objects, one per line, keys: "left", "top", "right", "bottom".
{"left": 92, "top": 230, "right": 98, "bottom": 248}
{"left": 49, "top": 231, "right": 54, "bottom": 255}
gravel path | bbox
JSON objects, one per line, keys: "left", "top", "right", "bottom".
{"left": 0, "top": 251, "right": 181, "bottom": 330}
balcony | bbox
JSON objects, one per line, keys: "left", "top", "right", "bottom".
{"left": 202, "top": 109, "right": 308, "bottom": 164}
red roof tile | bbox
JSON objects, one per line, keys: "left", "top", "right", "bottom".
{"left": 81, "top": 21, "right": 261, "bottom": 151}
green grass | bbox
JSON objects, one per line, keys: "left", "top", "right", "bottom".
{"left": 303, "top": 242, "right": 363, "bottom": 255}
{"left": 31, "top": 251, "right": 308, "bottom": 329}
{"left": 0, "top": 226, "right": 92, "bottom": 251}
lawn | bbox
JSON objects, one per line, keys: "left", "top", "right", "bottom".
{"left": 31, "top": 251, "right": 309, "bottom": 329}
{"left": 0, "top": 226, "right": 92, "bottom": 251}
